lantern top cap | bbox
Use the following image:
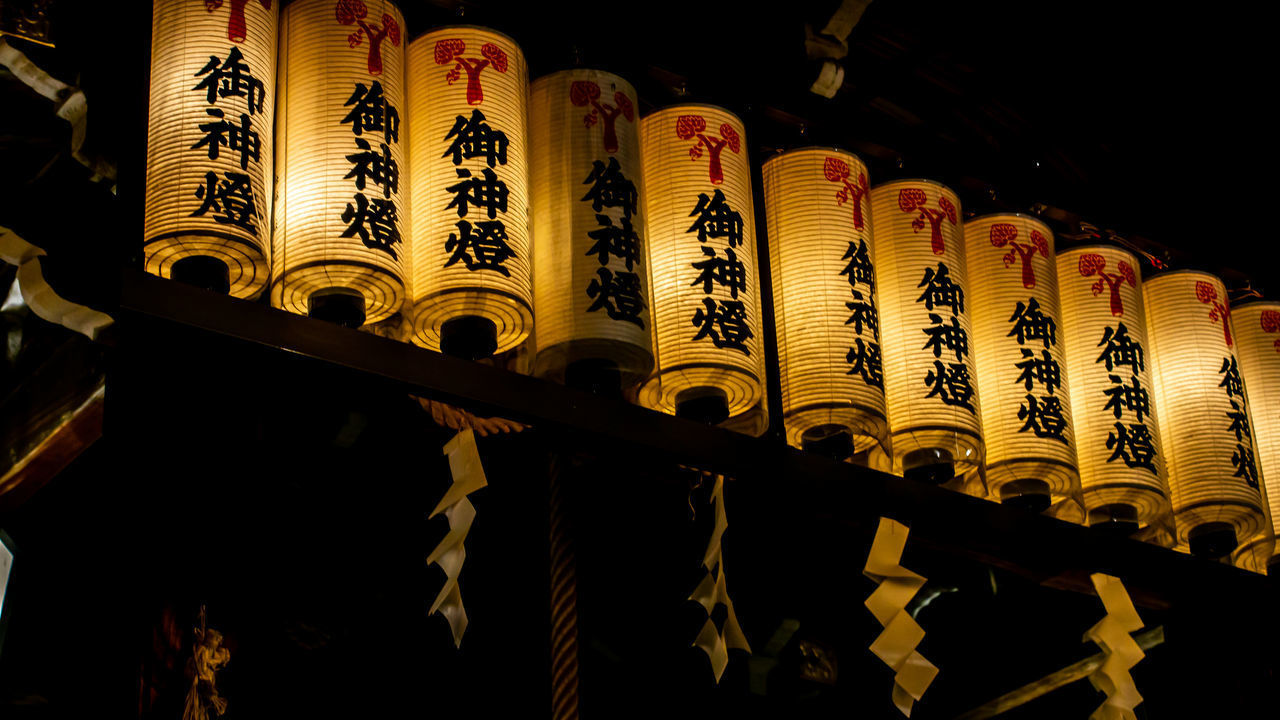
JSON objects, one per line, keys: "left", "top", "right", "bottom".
{"left": 416, "top": 23, "right": 524, "bottom": 53}
{"left": 642, "top": 103, "right": 745, "bottom": 128}
{"left": 763, "top": 146, "right": 865, "bottom": 163}
{"left": 1230, "top": 295, "right": 1278, "bottom": 308}
{"left": 1142, "top": 267, "right": 1224, "bottom": 284}
{"left": 531, "top": 67, "right": 633, "bottom": 87}
{"left": 1057, "top": 240, "right": 1137, "bottom": 257}
{"left": 871, "top": 177, "right": 956, "bottom": 195}
{"left": 965, "top": 211, "right": 1052, "bottom": 227}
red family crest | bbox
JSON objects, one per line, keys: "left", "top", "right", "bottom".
{"left": 989, "top": 223, "right": 1049, "bottom": 288}
{"left": 570, "top": 82, "right": 634, "bottom": 154}
{"left": 898, "top": 188, "right": 956, "bottom": 255}
{"left": 434, "top": 39, "right": 508, "bottom": 106}
{"left": 204, "top": 0, "right": 271, "bottom": 44}
{"left": 823, "top": 158, "right": 868, "bottom": 230}
{"left": 676, "top": 115, "right": 739, "bottom": 185}
{"left": 1078, "top": 253, "right": 1135, "bottom": 316}
{"left": 335, "top": 0, "right": 400, "bottom": 76}
{"left": 1195, "top": 281, "right": 1233, "bottom": 347}
{"left": 1260, "top": 310, "right": 1280, "bottom": 352}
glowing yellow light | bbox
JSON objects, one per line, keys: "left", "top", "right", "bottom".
{"left": 1230, "top": 300, "right": 1280, "bottom": 573}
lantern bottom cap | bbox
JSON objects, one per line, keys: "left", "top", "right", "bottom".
{"left": 441, "top": 315, "right": 499, "bottom": 361}
{"left": 999, "top": 478, "right": 1051, "bottom": 513}
{"left": 901, "top": 447, "right": 954, "bottom": 485}
{"left": 308, "top": 288, "right": 367, "bottom": 329}
{"left": 1188, "top": 522, "right": 1238, "bottom": 559}
{"left": 171, "top": 255, "right": 231, "bottom": 295}
{"left": 1087, "top": 503, "right": 1140, "bottom": 536}
{"left": 565, "top": 358, "right": 623, "bottom": 399}
{"left": 675, "top": 387, "right": 730, "bottom": 426}
{"left": 801, "top": 424, "right": 855, "bottom": 461}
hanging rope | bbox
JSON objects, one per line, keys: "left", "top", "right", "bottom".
{"left": 548, "top": 454, "right": 579, "bottom": 720}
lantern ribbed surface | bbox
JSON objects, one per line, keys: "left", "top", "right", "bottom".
{"left": 869, "top": 180, "right": 983, "bottom": 478}
{"left": 529, "top": 69, "right": 653, "bottom": 385}
{"left": 1231, "top": 301, "right": 1280, "bottom": 572}
{"left": 763, "top": 148, "right": 889, "bottom": 456}
{"left": 1056, "top": 246, "right": 1170, "bottom": 528}
{"left": 273, "top": 0, "right": 407, "bottom": 323}
{"left": 144, "top": 0, "right": 277, "bottom": 298}
{"left": 407, "top": 26, "right": 533, "bottom": 353}
{"left": 638, "top": 105, "right": 765, "bottom": 420}
{"left": 964, "top": 214, "right": 1080, "bottom": 506}
{"left": 1144, "top": 271, "right": 1265, "bottom": 548}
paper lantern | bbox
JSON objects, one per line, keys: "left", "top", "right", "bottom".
{"left": 1056, "top": 245, "right": 1170, "bottom": 534}
{"left": 965, "top": 214, "right": 1080, "bottom": 511}
{"left": 529, "top": 69, "right": 653, "bottom": 389}
{"left": 1230, "top": 300, "right": 1280, "bottom": 573}
{"left": 638, "top": 105, "right": 765, "bottom": 424}
{"left": 272, "top": 0, "right": 407, "bottom": 326}
{"left": 407, "top": 26, "right": 532, "bottom": 358}
{"left": 1144, "top": 271, "right": 1265, "bottom": 556}
{"left": 868, "top": 180, "right": 983, "bottom": 483}
{"left": 144, "top": 0, "right": 278, "bottom": 297}
{"left": 762, "top": 148, "right": 889, "bottom": 460}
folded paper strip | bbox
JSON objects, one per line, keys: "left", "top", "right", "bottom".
{"left": 426, "top": 429, "right": 489, "bottom": 647}
{"left": 863, "top": 517, "right": 938, "bottom": 717}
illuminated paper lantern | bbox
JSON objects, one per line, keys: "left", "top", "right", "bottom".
{"left": 965, "top": 214, "right": 1080, "bottom": 512}
{"left": 407, "top": 26, "right": 532, "bottom": 358}
{"left": 1231, "top": 300, "right": 1280, "bottom": 573}
{"left": 1144, "top": 271, "right": 1265, "bottom": 557}
{"left": 273, "top": 0, "right": 407, "bottom": 326}
{"left": 762, "top": 148, "right": 888, "bottom": 460}
{"left": 1056, "top": 245, "right": 1170, "bottom": 534}
{"left": 144, "top": 0, "right": 278, "bottom": 297}
{"left": 638, "top": 105, "right": 765, "bottom": 425}
{"left": 869, "top": 180, "right": 983, "bottom": 483}
{"left": 529, "top": 69, "right": 653, "bottom": 389}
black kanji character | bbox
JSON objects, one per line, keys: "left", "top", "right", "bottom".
{"left": 1096, "top": 323, "right": 1144, "bottom": 372}
{"left": 584, "top": 214, "right": 642, "bottom": 270}
{"left": 444, "top": 219, "right": 515, "bottom": 275}
{"left": 1018, "top": 394, "right": 1068, "bottom": 442}
{"left": 1007, "top": 297, "right": 1056, "bottom": 348}
{"left": 191, "top": 108, "right": 260, "bottom": 170}
{"left": 192, "top": 46, "right": 265, "bottom": 114}
{"left": 445, "top": 167, "right": 508, "bottom": 219}
{"left": 344, "top": 138, "right": 399, "bottom": 197}
{"left": 341, "top": 81, "right": 399, "bottom": 143}
{"left": 1103, "top": 373, "right": 1151, "bottom": 422}
{"left": 916, "top": 262, "right": 964, "bottom": 315}
{"left": 690, "top": 246, "right": 747, "bottom": 299}
{"left": 442, "top": 109, "right": 508, "bottom": 168}
{"left": 840, "top": 239, "right": 875, "bottom": 291}
{"left": 340, "top": 193, "right": 400, "bottom": 258}
{"left": 686, "top": 189, "right": 744, "bottom": 248}
{"left": 1106, "top": 421, "right": 1157, "bottom": 473}
{"left": 191, "top": 170, "right": 259, "bottom": 233}
{"left": 1014, "top": 348, "right": 1062, "bottom": 394}
{"left": 580, "top": 157, "right": 638, "bottom": 220}
{"left": 924, "top": 360, "right": 976, "bottom": 412}
{"left": 586, "top": 267, "right": 646, "bottom": 327}
{"left": 1219, "top": 356, "right": 1244, "bottom": 400}
{"left": 922, "top": 312, "right": 969, "bottom": 362}
{"left": 691, "top": 297, "right": 753, "bottom": 354}
{"left": 845, "top": 290, "right": 879, "bottom": 339}
{"left": 1233, "top": 442, "right": 1260, "bottom": 488}
{"left": 1226, "top": 400, "right": 1252, "bottom": 442}
{"left": 846, "top": 337, "right": 884, "bottom": 388}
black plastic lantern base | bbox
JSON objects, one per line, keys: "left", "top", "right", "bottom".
{"left": 308, "top": 288, "right": 366, "bottom": 329}
{"left": 801, "top": 424, "right": 854, "bottom": 462}
{"left": 565, "top": 358, "right": 622, "bottom": 399}
{"left": 999, "top": 478, "right": 1052, "bottom": 513}
{"left": 675, "top": 387, "right": 729, "bottom": 425}
{"left": 901, "top": 448, "right": 954, "bottom": 485}
{"left": 1188, "top": 522, "right": 1238, "bottom": 559}
{"left": 441, "top": 315, "right": 497, "bottom": 361}
{"left": 170, "top": 256, "right": 230, "bottom": 295}
{"left": 1088, "top": 503, "right": 1140, "bottom": 537}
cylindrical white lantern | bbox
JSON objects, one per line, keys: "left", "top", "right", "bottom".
{"left": 965, "top": 214, "right": 1080, "bottom": 513}
{"left": 1056, "top": 245, "right": 1171, "bottom": 535}
{"left": 407, "top": 26, "right": 532, "bottom": 357}
{"left": 529, "top": 69, "right": 653, "bottom": 389}
{"left": 273, "top": 0, "right": 407, "bottom": 325}
{"left": 1231, "top": 300, "right": 1280, "bottom": 573}
{"left": 144, "top": 0, "right": 278, "bottom": 297}
{"left": 1144, "top": 270, "right": 1265, "bottom": 556}
{"left": 638, "top": 105, "right": 765, "bottom": 425}
{"left": 869, "top": 180, "right": 983, "bottom": 484}
{"left": 762, "top": 148, "right": 889, "bottom": 460}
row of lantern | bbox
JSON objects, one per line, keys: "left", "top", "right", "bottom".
{"left": 142, "top": 2, "right": 1279, "bottom": 573}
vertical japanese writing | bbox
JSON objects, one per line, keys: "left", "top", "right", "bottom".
{"left": 1010, "top": 297, "right": 1066, "bottom": 442}
{"left": 687, "top": 188, "right": 751, "bottom": 353}
{"left": 581, "top": 157, "right": 645, "bottom": 326}
{"left": 916, "top": 261, "right": 974, "bottom": 411}
{"left": 189, "top": 46, "right": 266, "bottom": 234}
{"left": 1096, "top": 322, "right": 1157, "bottom": 472}
{"left": 841, "top": 235, "right": 881, "bottom": 387}
{"left": 1219, "top": 348, "right": 1258, "bottom": 488}
{"left": 339, "top": 80, "right": 401, "bottom": 258}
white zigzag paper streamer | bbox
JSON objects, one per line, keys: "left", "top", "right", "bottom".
{"left": 689, "top": 475, "right": 751, "bottom": 683}
{"left": 863, "top": 517, "right": 938, "bottom": 717}
{"left": 1084, "top": 573, "right": 1145, "bottom": 720}
{"left": 426, "top": 429, "right": 488, "bottom": 647}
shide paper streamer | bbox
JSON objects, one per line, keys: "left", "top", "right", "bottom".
{"left": 426, "top": 429, "right": 489, "bottom": 647}
{"left": 1084, "top": 573, "right": 1145, "bottom": 720}
{"left": 689, "top": 475, "right": 751, "bottom": 683}
{"left": 863, "top": 517, "right": 938, "bottom": 717}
